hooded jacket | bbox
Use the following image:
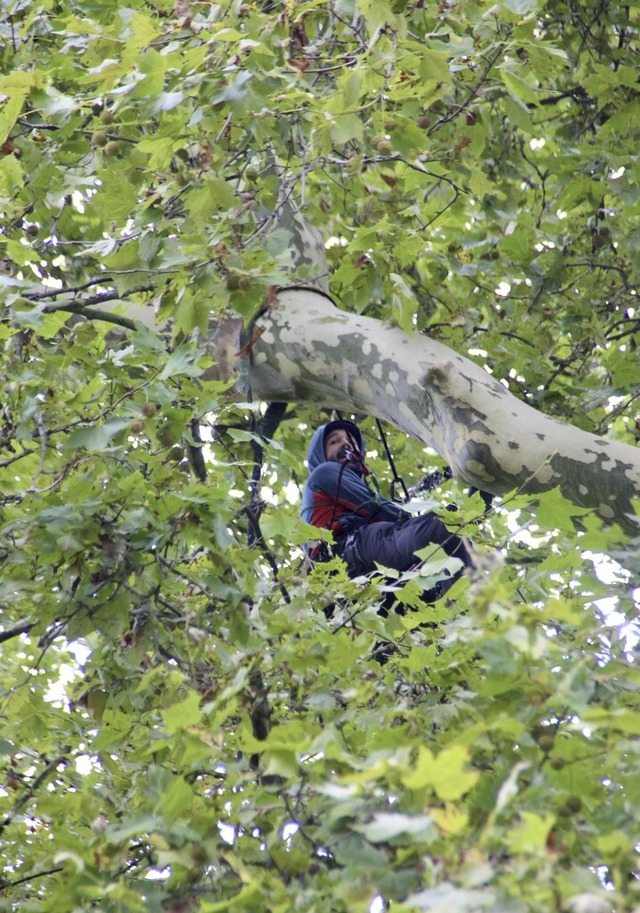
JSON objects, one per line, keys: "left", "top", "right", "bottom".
{"left": 300, "top": 421, "right": 405, "bottom": 536}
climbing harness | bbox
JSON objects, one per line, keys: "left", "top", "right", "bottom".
{"left": 334, "top": 411, "right": 456, "bottom": 505}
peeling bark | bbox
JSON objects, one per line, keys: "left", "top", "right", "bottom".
{"left": 120, "top": 286, "right": 639, "bottom": 531}
{"left": 243, "top": 288, "right": 640, "bottom": 532}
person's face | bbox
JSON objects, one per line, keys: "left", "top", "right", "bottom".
{"left": 324, "top": 428, "right": 355, "bottom": 463}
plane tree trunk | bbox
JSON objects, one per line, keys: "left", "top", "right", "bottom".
{"left": 233, "top": 287, "right": 639, "bottom": 532}
{"left": 125, "top": 284, "right": 639, "bottom": 530}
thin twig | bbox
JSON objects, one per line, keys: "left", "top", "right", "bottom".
{"left": 427, "top": 43, "right": 505, "bottom": 136}
{"left": 0, "top": 752, "right": 69, "bottom": 836}
{"left": 25, "top": 278, "right": 113, "bottom": 301}
{"left": 0, "top": 447, "right": 36, "bottom": 469}
{"left": 41, "top": 284, "right": 154, "bottom": 312}
{"left": 1, "top": 865, "right": 64, "bottom": 890}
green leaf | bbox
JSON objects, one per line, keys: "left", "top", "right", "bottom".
{"left": 419, "top": 46, "right": 451, "bottom": 83}
{"left": 0, "top": 154, "right": 24, "bottom": 196}
{"left": 501, "top": 0, "right": 537, "bottom": 14}
{"left": 155, "top": 776, "right": 194, "bottom": 823}
{"left": 0, "top": 73, "right": 35, "bottom": 144}
{"left": 136, "top": 134, "right": 176, "bottom": 168}
{"left": 402, "top": 883, "right": 496, "bottom": 911}
{"left": 353, "top": 812, "right": 436, "bottom": 844}
{"left": 200, "top": 883, "right": 262, "bottom": 912}
{"left": 581, "top": 708, "right": 640, "bottom": 735}
{"left": 105, "top": 815, "right": 162, "bottom": 843}
{"left": 500, "top": 64, "right": 540, "bottom": 106}
{"left": 3, "top": 239, "right": 37, "bottom": 267}
{"left": 329, "top": 113, "right": 364, "bottom": 146}
{"left": 402, "top": 745, "right": 479, "bottom": 800}
{"left": 162, "top": 691, "right": 203, "bottom": 734}
{"left": 509, "top": 811, "right": 555, "bottom": 853}
{"left": 184, "top": 178, "right": 236, "bottom": 221}
{"left": 67, "top": 417, "right": 131, "bottom": 451}
{"left": 159, "top": 345, "right": 203, "bottom": 380}
{"left": 359, "top": 0, "right": 395, "bottom": 35}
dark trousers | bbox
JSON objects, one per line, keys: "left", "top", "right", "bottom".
{"left": 340, "top": 513, "right": 472, "bottom": 597}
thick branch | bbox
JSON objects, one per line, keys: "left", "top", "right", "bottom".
{"left": 111, "top": 286, "right": 639, "bottom": 530}
{"left": 35, "top": 285, "right": 156, "bottom": 331}
{"left": 246, "top": 288, "right": 640, "bottom": 531}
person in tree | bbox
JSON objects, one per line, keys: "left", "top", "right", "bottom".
{"left": 301, "top": 419, "right": 473, "bottom": 598}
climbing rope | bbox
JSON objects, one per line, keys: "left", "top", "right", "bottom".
{"left": 375, "top": 418, "right": 411, "bottom": 503}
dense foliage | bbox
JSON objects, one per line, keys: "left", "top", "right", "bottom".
{"left": 1, "top": 0, "right": 639, "bottom": 911}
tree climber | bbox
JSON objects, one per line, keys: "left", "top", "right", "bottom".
{"left": 301, "top": 420, "right": 473, "bottom": 598}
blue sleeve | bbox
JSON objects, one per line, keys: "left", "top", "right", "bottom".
{"left": 307, "top": 463, "right": 406, "bottom": 522}
{"left": 309, "top": 463, "right": 377, "bottom": 511}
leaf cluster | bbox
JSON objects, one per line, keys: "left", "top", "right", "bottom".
{"left": 1, "top": 1, "right": 640, "bottom": 911}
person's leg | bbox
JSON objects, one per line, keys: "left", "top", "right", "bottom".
{"left": 339, "top": 524, "right": 390, "bottom": 576}
{"left": 341, "top": 518, "right": 470, "bottom": 662}
{"left": 394, "top": 513, "right": 472, "bottom": 570}
{"left": 395, "top": 513, "right": 472, "bottom": 596}
{"left": 344, "top": 522, "right": 397, "bottom": 575}
{"left": 348, "top": 515, "right": 471, "bottom": 588}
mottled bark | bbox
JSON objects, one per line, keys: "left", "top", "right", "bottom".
{"left": 244, "top": 288, "right": 639, "bottom": 532}
{"left": 123, "top": 285, "right": 639, "bottom": 531}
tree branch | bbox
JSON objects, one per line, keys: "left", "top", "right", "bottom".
{"left": 19, "top": 283, "right": 157, "bottom": 330}
{"left": 60, "top": 306, "right": 141, "bottom": 330}
{"left": 0, "top": 618, "right": 35, "bottom": 643}
{"left": 247, "top": 287, "right": 640, "bottom": 532}
{"left": 25, "top": 278, "right": 113, "bottom": 301}
{"left": 0, "top": 865, "right": 64, "bottom": 890}
{"left": 0, "top": 752, "right": 69, "bottom": 836}
{"left": 427, "top": 43, "right": 505, "bottom": 135}
{"left": 41, "top": 284, "right": 154, "bottom": 312}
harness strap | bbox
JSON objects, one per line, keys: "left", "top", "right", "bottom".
{"left": 327, "top": 459, "right": 350, "bottom": 532}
